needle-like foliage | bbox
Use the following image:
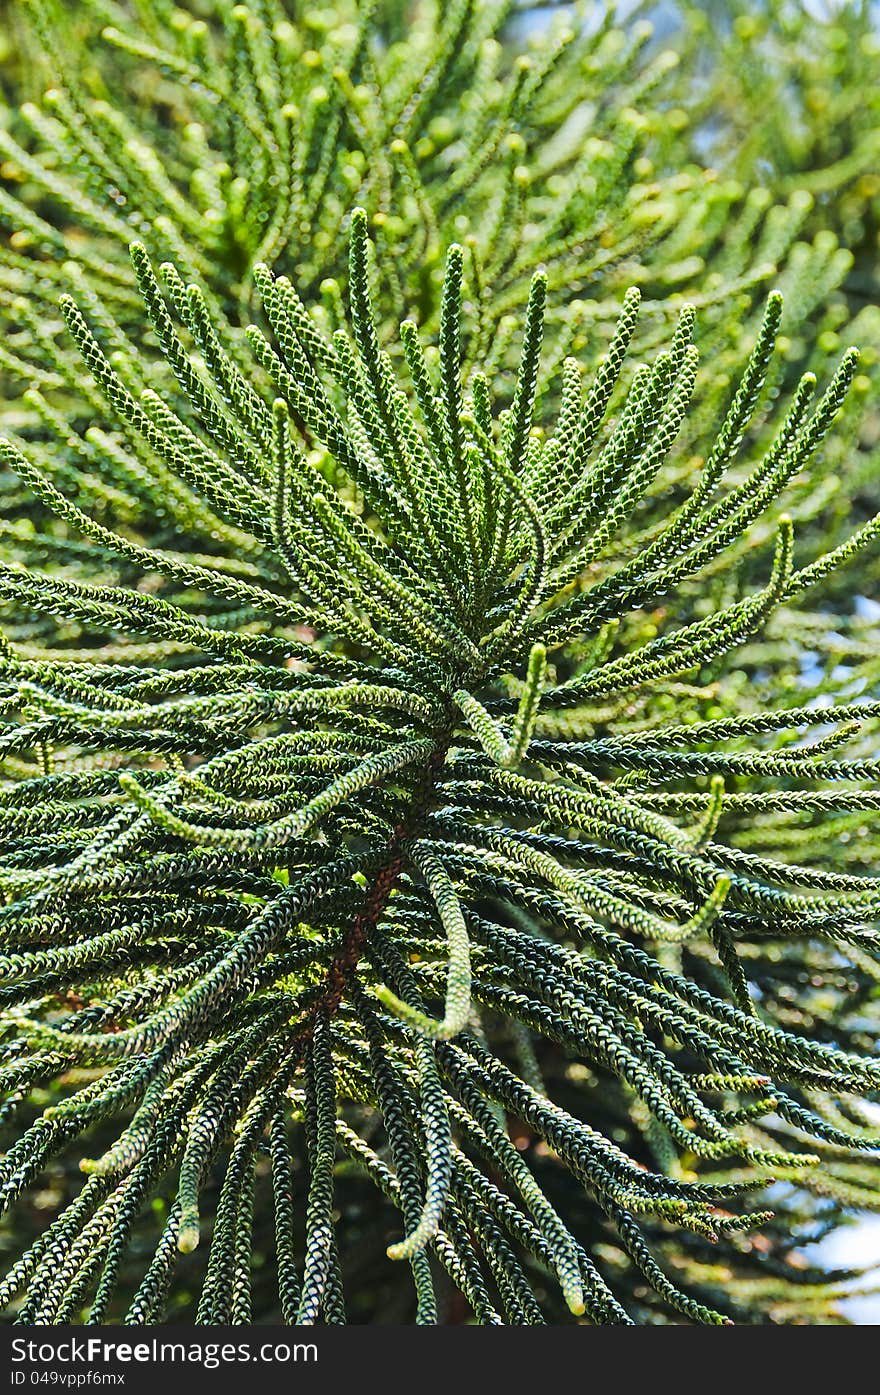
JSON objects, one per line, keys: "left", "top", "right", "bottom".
{"left": 0, "top": 202, "right": 877, "bottom": 1325}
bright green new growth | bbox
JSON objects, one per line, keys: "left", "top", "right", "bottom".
{"left": 0, "top": 199, "right": 877, "bottom": 1324}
